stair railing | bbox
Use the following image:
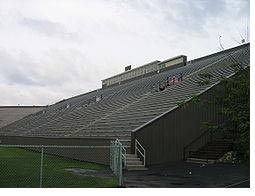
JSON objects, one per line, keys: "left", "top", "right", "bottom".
{"left": 116, "top": 139, "right": 127, "bottom": 167}
{"left": 121, "top": 145, "right": 127, "bottom": 167}
{"left": 183, "top": 129, "right": 213, "bottom": 161}
{"left": 135, "top": 139, "right": 146, "bottom": 166}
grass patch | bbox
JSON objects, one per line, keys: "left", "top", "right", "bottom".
{"left": 0, "top": 147, "right": 118, "bottom": 188}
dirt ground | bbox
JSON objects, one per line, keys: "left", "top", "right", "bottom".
{"left": 122, "top": 161, "right": 250, "bottom": 188}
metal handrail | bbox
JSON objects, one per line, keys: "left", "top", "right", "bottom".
{"left": 121, "top": 146, "right": 127, "bottom": 167}
{"left": 135, "top": 139, "right": 146, "bottom": 166}
{"left": 115, "top": 139, "right": 127, "bottom": 167}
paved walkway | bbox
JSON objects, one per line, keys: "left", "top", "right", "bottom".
{"left": 123, "top": 162, "right": 250, "bottom": 188}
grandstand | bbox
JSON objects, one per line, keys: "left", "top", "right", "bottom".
{"left": 0, "top": 106, "right": 45, "bottom": 128}
{"left": 0, "top": 43, "right": 250, "bottom": 168}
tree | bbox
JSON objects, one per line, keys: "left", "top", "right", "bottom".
{"left": 209, "top": 65, "right": 250, "bottom": 162}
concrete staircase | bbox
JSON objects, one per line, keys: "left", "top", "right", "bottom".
{"left": 186, "top": 140, "right": 232, "bottom": 164}
{"left": 125, "top": 154, "right": 148, "bottom": 171}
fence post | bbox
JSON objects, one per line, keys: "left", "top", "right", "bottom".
{"left": 118, "top": 143, "right": 123, "bottom": 186}
{"left": 114, "top": 141, "right": 117, "bottom": 175}
{"left": 110, "top": 141, "right": 112, "bottom": 170}
{"left": 40, "top": 146, "right": 44, "bottom": 188}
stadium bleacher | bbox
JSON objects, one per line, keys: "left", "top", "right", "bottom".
{"left": 0, "top": 44, "right": 250, "bottom": 147}
{"left": 0, "top": 106, "right": 45, "bottom": 128}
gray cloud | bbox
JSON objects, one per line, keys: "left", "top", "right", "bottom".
{"left": 0, "top": 0, "right": 250, "bottom": 105}
{"left": 125, "top": 0, "right": 227, "bottom": 35}
{"left": 0, "top": 50, "right": 39, "bottom": 86}
{"left": 0, "top": 48, "right": 97, "bottom": 87}
{"left": 20, "top": 17, "right": 80, "bottom": 42}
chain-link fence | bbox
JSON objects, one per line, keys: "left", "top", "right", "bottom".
{"left": 110, "top": 139, "right": 123, "bottom": 185}
{"left": 0, "top": 142, "right": 123, "bottom": 188}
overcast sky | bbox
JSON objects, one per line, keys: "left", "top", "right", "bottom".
{"left": 0, "top": 0, "right": 250, "bottom": 106}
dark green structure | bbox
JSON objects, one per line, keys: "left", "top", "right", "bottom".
{"left": 0, "top": 43, "right": 250, "bottom": 166}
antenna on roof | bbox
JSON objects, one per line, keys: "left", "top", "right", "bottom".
{"left": 246, "top": 18, "right": 249, "bottom": 43}
{"left": 231, "top": 35, "right": 242, "bottom": 45}
{"left": 218, "top": 35, "right": 224, "bottom": 50}
{"left": 238, "top": 30, "right": 245, "bottom": 43}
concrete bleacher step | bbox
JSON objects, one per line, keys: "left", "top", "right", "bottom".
{"left": 186, "top": 157, "right": 216, "bottom": 164}
{"left": 126, "top": 160, "right": 143, "bottom": 165}
{"left": 125, "top": 157, "right": 140, "bottom": 161}
{"left": 124, "top": 153, "right": 148, "bottom": 171}
{"left": 126, "top": 165, "right": 148, "bottom": 171}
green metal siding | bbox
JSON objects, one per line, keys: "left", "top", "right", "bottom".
{"left": 131, "top": 85, "right": 224, "bottom": 166}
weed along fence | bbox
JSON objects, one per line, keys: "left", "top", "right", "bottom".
{"left": 0, "top": 142, "right": 124, "bottom": 188}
